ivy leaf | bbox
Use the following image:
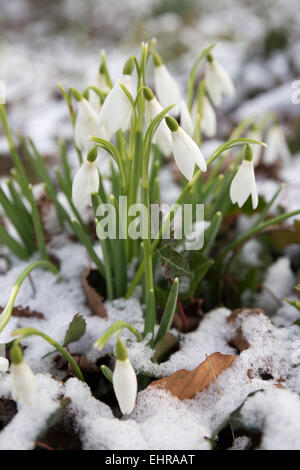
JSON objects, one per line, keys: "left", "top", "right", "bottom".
{"left": 270, "top": 220, "right": 300, "bottom": 251}
{"left": 158, "top": 246, "right": 190, "bottom": 279}
{"left": 64, "top": 314, "right": 86, "bottom": 346}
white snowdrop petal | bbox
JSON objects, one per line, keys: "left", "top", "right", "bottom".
{"left": 180, "top": 100, "right": 194, "bottom": 136}
{"left": 11, "top": 362, "right": 35, "bottom": 406}
{"left": 0, "top": 356, "right": 9, "bottom": 372}
{"left": 145, "top": 97, "right": 173, "bottom": 156}
{"left": 172, "top": 132, "right": 195, "bottom": 181}
{"left": 72, "top": 161, "right": 99, "bottom": 211}
{"left": 74, "top": 99, "right": 102, "bottom": 151}
{"left": 201, "top": 96, "right": 217, "bottom": 137}
{"left": 213, "top": 60, "right": 235, "bottom": 97}
{"left": 113, "top": 359, "right": 137, "bottom": 414}
{"left": 99, "top": 74, "right": 133, "bottom": 136}
{"left": 154, "top": 65, "right": 181, "bottom": 115}
{"left": 178, "top": 128, "right": 207, "bottom": 172}
{"left": 264, "top": 126, "right": 291, "bottom": 165}
{"left": 230, "top": 160, "right": 258, "bottom": 209}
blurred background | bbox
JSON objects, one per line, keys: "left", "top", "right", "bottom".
{"left": 0, "top": 0, "right": 299, "bottom": 155}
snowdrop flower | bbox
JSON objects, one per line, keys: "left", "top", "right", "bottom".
{"left": 113, "top": 338, "right": 137, "bottom": 415}
{"left": 10, "top": 342, "right": 35, "bottom": 406}
{"left": 153, "top": 52, "right": 181, "bottom": 115}
{"left": 88, "top": 65, "right": 110, "bottom": 112}
{"left": 166, "top": 116, "right": 207, "bottom": 181}
{"left": 264, "top": 125, "right": 291, "bottom": 165}
{"left": 72, "top": 147, "right": 99, "bottom": 212}
{"left": 180, "top": 100, "right": 194, "bottom": 137}
{"left": 201, "top": 95, "right": 217, "bottom": 137}
{"left": 98, "top": 57, "right": 134, "bottom": 136}
{"left": 230, "top": 145, "right": 258, "bottom": 210}
{"left": 71, "top": 88, "right": 107, "bottom": 151}
{"left": 205, "top": 55, "right": 235, "bottom": 107}
{"left": 144, "top": 87, "right": 172, "bottom": 156}
{"left": 0, "top": 356, "right": 9, "bottom": 372}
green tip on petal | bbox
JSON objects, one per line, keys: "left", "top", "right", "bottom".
{"left": 115, "top": 338, "right": 128, "bottom": 362}
{"left": 87, "top": 146, "right": 98, "bottom": 163}
{"left": 152, "top": 51, "right": 163, "bottom": 67}
{"left": 207, "top": 53, "right": 214, "bottom": 63}
{"left": 244, "top": 144, "right": 253, "bottom": 162}
{"left": 10, "top": 341, "right": 23, "bottom": 365}
{"left": 143, "top": 87, "right": 154, "bottom": 101}
{"left": 123, "top": 56, "right": 135, "bottom": 76}
{"left": 165, "top": 116, "right": 179, "bottom": 132}
{"left": 69, "top": 87, "right": 83, "bottom": 102}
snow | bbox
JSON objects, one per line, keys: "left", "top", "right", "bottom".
{"left": 0, "top": 0, "right": 300, "bottom": 451}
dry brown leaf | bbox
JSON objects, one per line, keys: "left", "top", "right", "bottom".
{"left": 149, "top": 352, "right": 237, "bottom": 400}
{"left": 0, "top": 305, "right": 44, "bottom": 319}
{"left": 82, "top": 269, "right": 107, "bottom": 318}
{"left": 227, "top": 308, "right": 267, "bottom": 352}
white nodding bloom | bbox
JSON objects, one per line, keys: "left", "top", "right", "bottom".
{"left": 264, "top": 125, "right": 291, "bottom": 165}
{"left": 230, "top": 155, "right": 258, "bottom": 210}
{"left": 98, "top": 74, "right": 133, "bottom": 136}
{"left": 166, "top": 117, "right": 207, "bottom": 181}
{"left": 0, "top": 356, "right": 9, "bottom": 373}
{"left": 201, "top": 96, "right": 217, "bottom": 137}
{"left": 72, "top": 160, "right": 99, "bottom": 211}
{"left": 74, "top": 98, "right": 107, "bottom": 151}
{"left": 89, "top": 72, "right": 109, "bottom": 112}
{"left": 145, "top": 95, "right": 172, "bottom": 156}
{"left": 113, "top": 357, "right": 137, "bottom": 414}
{"left": 154, "top": 64, "right": 181, "bottom": 115}
{"left": 205, "top": 58, "right": 235, "bottom": 107}
{"left": 11, "top": 361, "right": 35, "bottom": 405}
{"left": 180, "top": 100, "right": 194, "bottom": 137}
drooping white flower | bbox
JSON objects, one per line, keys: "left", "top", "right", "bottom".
{"left": 74, "top": 96, "right": 107, "bottom": 151}
{"left": 180, "top": 100, "right": 194, "bottom": 137}
{"left": 113, "top": 339, "right": 137, "bottom": 414}
{"left": 0, "top": 356, "right": 9, "bottom": 373}
{"left": 264, "top": 125, "right": 291, "bottom": 165}
{"left": 230, "top": 147, "right": 258, "bottom": 209}
{"left": 201, "top": 96, "right": 217, "bottom": 137}
{"left": 205, "top": 57, "right": 235, "bottom": 107}
{"left": 11, "top": 361, "right": 35, "bottom": 405}
{"left": 88, "top": 71, "right": 110, "bottom": 113}
{"left": 153, "top": 53, "right": 181, "bottom": 115}
{"left": 98, "top": 56, "right": 134, "bottom": 137}
{"left": 72, "top": 156, "right": 99, "bottom": 211}
{"left": 144, "top": 88, "right": 172, "bottom": 156}
{"left": 166, "top": 116, "right": 207, "bottom": 181}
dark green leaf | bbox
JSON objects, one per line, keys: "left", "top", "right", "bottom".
{"left": 158, "top": 246, "right": 190, "bottom": 279}
{"left": 64, "top": 314, "right": 86, "bottom": 346}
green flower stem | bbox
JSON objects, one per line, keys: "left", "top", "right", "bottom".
{"left": 27, "top": 185, "right": 49, "bottom": 261}
{"left": 94, "top": 320, "right": 143, "bottom": 350}
{"left": 217, "top": 209, "right": 300, "bottom": 263}
{"left": 11, "top": 327, "right": 84, "bottom": 381}
{"left": 0, "top": 260, "right": 58, "bottom": 333}
{"left": 187, "top": 42, "right": 217, "bottom": 111}
{"left": 125, "top": 138, "right": 266, "bottom": 298}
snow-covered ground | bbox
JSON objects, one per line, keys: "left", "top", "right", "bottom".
{"left": 0, "top": 0, "right": 300, "bottom": 451}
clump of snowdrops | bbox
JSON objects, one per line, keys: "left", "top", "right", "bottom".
{"left": 0, "top": 40, "right": 298, "bottom": 414}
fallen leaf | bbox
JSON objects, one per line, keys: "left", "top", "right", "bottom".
{"left": 149, "top": 352, "right": 237, "bottom": 400}
{"left": 82, "top": 269, "right": 107, "bottom": 318}
{"left": 0, "top": 305, "right": 44, "bottom": 319}
{"left": 227, "top": 308, "right": 267, "bottom": 352}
